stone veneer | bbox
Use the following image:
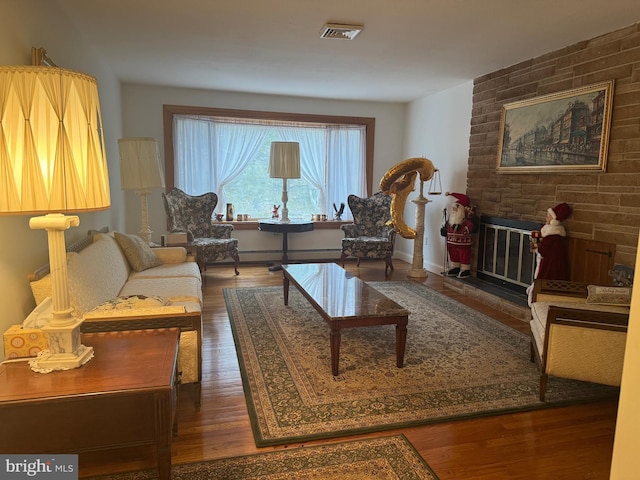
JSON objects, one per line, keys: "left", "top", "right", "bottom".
{"left": 467, "top": 22, "right": 640, "bottom": 268}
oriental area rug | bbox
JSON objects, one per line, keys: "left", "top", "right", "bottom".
{"left": 224, "top": 281, "right": 617, "bottom": 447}
{"left": 87, "top": 435, "right": 437, "bottom": 479}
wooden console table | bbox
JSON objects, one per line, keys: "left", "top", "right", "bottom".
{"left": 0, "top": 329, "right": 179, "bottom": 480}
{"left": 258, "top": 219, "right": 314, "bottom": 271}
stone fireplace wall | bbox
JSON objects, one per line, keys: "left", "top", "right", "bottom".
{"left": 467, "top": 22, "right": 640, "bottom": 268}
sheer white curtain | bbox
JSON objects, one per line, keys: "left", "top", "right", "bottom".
{"left": 326, "top": 125, "right": 367, "bottom": 219}
{"left": 215, "top": 123, "right": 268, "bottom": 207}
{"left": 173, "top": 117, "right": 215, "bottom": 195}
{"left": 275, "top": 126, "right": 326, "bottom": 208}
{"left": 173, "top": 116, "right": 267, "bottom": 206}
{"left": 174, "top": 117, "right": 366, "bottom": 219}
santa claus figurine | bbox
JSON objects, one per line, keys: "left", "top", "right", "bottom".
{"left": 526, "top": 202, "right": 572, "bottom": 304}
{"left": 532, "top": 202, "right": 572, "bottom": 279}
{"left": 442, "top": 192, "right": 477, "bottom": 278}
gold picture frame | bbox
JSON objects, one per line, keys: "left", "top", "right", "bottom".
{"left": 496, "top": 81, "right": 614, "bottom": 173}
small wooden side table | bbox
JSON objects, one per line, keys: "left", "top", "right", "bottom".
{"left": 258, "top": 220, "right": 314, "bottom": 271}
{"left": 0, "top": 329, "right": 180, "bottom": 480}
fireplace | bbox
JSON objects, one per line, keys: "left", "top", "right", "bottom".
{"left": 476, "top": 216, "right": 541, "bottom": 295}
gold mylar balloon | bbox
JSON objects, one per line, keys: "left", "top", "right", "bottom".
{"left": 379, "top": 157, "right": 435, "bottom": 239}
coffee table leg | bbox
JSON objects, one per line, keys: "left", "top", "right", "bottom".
{"left": 330, "top": 328, "right": 341, "bottom": 376}
{"left": 396, "top": 318, "right": 408, "bottom": 368}
{"left": 283, "top": 275, "right": 290, "bottom": 305}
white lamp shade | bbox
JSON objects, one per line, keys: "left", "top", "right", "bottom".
{"left": 0, "top": 66, "right": 111, "bottom": 215}
{"left": 118, "top": 137, "right": 165, "bottom": 190}
{"left": 269, "top": 142, "right": 301, "bottom": 179}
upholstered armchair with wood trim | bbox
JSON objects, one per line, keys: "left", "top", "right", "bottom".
{"left": 529, "top": 279, "right": 630, "bottom": 401}
{"left": 340, "top": 192, "right": 396, "bottom": 275}
{"left": 162, "top": 188, "right": 240, "bottom": 275}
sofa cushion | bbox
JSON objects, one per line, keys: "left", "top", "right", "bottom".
{"left": 152, "top": 247, "right": 187, "bottom": 264}
{"left": 128, "top": 262, "right": 202, "bottom": 283}
{"left": 67, "top": 234, "right": 131, "bottom": 317}
{"left": 115, "top": 232, "right": 162, "bottom": 272}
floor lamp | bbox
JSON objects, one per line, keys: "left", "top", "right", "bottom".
{"left": 118, "top": 137, "right": 165, "bottom": 245}
{"left": 269, "top": 142, "right": 300, "bottom": 223}
{"left": 0, "top": 65, "right": 111, "bottom": 372}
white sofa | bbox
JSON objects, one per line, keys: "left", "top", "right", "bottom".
{"left": 27, "top": 230, "right": 204, "bottom": 409}
{"left": 529, "top": 279, "right": 629, "bottom": 401}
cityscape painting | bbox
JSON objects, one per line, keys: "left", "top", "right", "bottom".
{"left": 496, "top": 81, "right": 614, "bottom": 173}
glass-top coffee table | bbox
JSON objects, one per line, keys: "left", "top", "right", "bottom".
{"left": 282, "top": 263, "right": 410, "bottom": 376}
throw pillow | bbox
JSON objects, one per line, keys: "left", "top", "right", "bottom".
{"left": 586, "top": 285, "right": 632, "bottom": 306}
{"left": 114, "top": 232, "right": 162, "bottom": 272}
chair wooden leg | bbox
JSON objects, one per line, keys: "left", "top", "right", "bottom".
{"left": 530, "top": 340, "right": 535, "bottom": 363}
{"left": 384, "top": 257, "right": 394, "bottom": 276}
{"left": 539, "top": 373, "right": 548, "bottom": 401}
{"left": 340, "top": 253, "right": 347, "bottom": 268}
{"left": 232, "top": 252, "right": 240, "bottom": 275}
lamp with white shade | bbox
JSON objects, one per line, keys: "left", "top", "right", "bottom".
{"left": 0, "top": 65, "right": 111, "bottom": 372}
{"left": 118, "top": 137, "right": 165, "bottom": 245}
{"left": 269, "top": 141, "right": 300, "bottom": 223}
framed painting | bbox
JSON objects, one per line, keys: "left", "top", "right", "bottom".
{"left": 496, "top": 81, "right": 614, "bottom": 173}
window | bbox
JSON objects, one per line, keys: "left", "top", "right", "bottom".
{"left": 163, "top": 106, "right": 375, "bottom": 220}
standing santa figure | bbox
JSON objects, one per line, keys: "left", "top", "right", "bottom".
{"left": 526, "top": 202, "right": 572, "bottom": 304}
{"left": 441, "top": 192, "right": 478, "bottom": 278}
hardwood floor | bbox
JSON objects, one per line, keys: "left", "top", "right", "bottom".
{"left": 79, "top": 260, "right": 618, "bottom": 479}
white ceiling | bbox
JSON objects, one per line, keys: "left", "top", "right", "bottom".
{"left": 58, "top": 0, "right": 639, "bottom": 103}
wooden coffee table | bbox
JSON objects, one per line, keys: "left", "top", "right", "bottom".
{"left": 0, "top": 329, "right": 179, "bottom": 480}
{"left": 282, "top": 263, "right": 410, "bottom": 375}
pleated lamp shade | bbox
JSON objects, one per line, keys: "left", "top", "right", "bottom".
{"left": 118, "top": 137, "right": 165, "bottom": 190}
{"left": 0, "top": 66, "right": 111, "bottom": 215}
{"left": 269, "top": 142, "right": 301, "bottom": 179}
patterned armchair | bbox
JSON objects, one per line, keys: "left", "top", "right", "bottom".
{"left": 162, "top": 188, "right": 240, "bottom": 275}
{"left": 340, "top": 192, "right": 396, "bottom": 275}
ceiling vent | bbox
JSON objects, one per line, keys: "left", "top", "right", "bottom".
{"left": 320, "top": 23, "right": 364, "bottom": 40}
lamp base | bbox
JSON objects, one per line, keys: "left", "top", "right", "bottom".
{"left": 29, "top": 317, "right": 94, "bottom": 373}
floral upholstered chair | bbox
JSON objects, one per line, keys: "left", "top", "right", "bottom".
{"left": 340, "top": 192, "right": 396, "bottom": 275}
{"left": 162, "top": 188, "right": 240, "bottom": 275}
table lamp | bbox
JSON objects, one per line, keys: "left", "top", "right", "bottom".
{"left": 0, "top": 66, "right": 111, "bottom": 372}
{"left": 118, "top": 137, "right": 165, "bottom": 245}
{"left": 269, "top": 142, "right": 300, "bottom": 223}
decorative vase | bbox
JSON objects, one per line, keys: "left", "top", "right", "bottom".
{"left": 226, "top": 203, "right": 234, "bottom": 222}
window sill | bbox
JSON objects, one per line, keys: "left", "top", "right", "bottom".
{"left": 226, "top": 220, "right": 351, "bottom": 230}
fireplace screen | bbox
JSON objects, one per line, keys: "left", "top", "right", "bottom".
{"left": 476, "top": 216, "right": 541, "bottom": 293}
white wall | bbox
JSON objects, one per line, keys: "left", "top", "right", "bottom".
{"left": 0, "top": 0, "right": 124, "bottom": 360}
{"left": 400, "top": 81, "right": 474, "bottom": 273}
{"left": 120, "top": 83, "right": 407, "bottom": 263}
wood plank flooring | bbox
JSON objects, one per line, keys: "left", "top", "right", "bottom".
{"left": 79, "top": 260, "right": 618, "bottom": 479}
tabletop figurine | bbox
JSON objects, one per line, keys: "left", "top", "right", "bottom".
{"left": 272, "top": 204, "right": 280, "bottom": 219}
